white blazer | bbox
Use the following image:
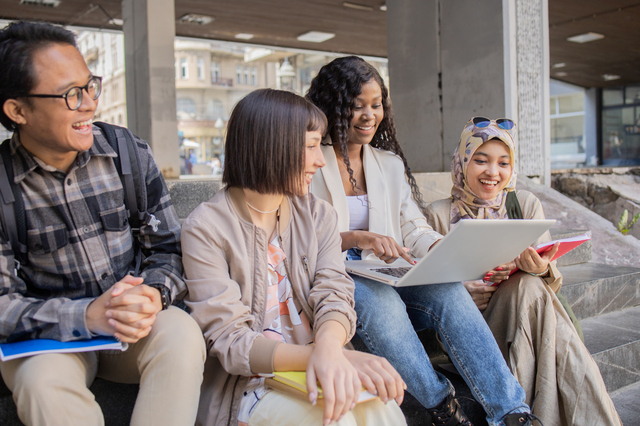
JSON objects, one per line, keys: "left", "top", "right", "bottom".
{"left": 310, "top": 143, "right": 442, "bottom": 260}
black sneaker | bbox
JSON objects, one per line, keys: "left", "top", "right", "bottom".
{"left": 503, "top": 412, "right": 543, "bottom": 426}
{"left": 425, "top": 393, "right": 473, "bottom": 426}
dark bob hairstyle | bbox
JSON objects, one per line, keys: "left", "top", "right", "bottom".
{"left": 0, "top": 21, "right": 77, "bottom": 131}
{"left": 223, "top": 88, "right": 327, "bottom": 195}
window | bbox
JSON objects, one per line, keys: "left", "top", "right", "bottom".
{"left": 211, "top": 61, "right": 221, "bottom": 82}
{"left": 549, "top": 92, "right": 586, "bottom": 167}
{"left": 207, "top": 99, "right": 224, "bottom": 119}
{"left": 180, "top": 58, "right": 189, "bottom": 79}
{"left": 625, "top": 85, "right": 640, "bottom": 105}
{"left": 111, "top": 38, "right": 118, "bottom": 70}
{"left": 236, "top": 65, "right": 242, "bottom": 84}
{"left": 251, "top": 67, "right": 257, "bottom": 86}
{"left": 244, "top": 67, "right": 250, "bottom": 85}
{"left": 177, "top": 97, "right": 197, "bottom": 117}
{"left": 197, "top": 57, "right": 205, "bottom": 80}
{"left": 603, "top": 88, "right": 624, "bottom": 106}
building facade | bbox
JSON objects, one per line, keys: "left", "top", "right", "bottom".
{"left": 78, "top": 31, "right": 387, "bottom": 176}
{"left": 78, "top": 31, "right": 127, "bottom": 128}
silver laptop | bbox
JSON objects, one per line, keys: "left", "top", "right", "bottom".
{"left": 345, "top": 219, "right": 556, "bottom": 287}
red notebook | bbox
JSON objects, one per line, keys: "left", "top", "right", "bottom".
{"left": 509, "top": 233, "right": 590, "bottom": 275}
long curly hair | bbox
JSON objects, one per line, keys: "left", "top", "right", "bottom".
{"left": 306, "top": 56, "right": 425, "bottom": 210}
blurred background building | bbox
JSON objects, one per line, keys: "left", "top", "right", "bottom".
{"left": 1, "top": 0, "right": 638, "bottom": 176}
{"left": 72, "top": 30, "right": 388, "bottom": 177}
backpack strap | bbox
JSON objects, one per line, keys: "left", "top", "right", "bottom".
{"left": 506, "top": 191, "right": 523, "bottom": 220}
{"left": 94, "top": 122, "right": 150, "bottom": 276}
{"left": 0, "top": 139, "right": 28, "bottom": 269}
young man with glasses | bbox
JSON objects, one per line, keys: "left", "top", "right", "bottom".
{"left": 0, "top": 21, "right": 205, "bottom": 425}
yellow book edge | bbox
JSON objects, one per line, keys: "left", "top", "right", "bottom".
{"left": 264, "top": 371, "right": 378, "bottom": 407}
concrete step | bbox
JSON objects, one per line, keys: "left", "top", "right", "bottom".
{"left": 559, "top": 262, "right": 640, "bottom": 320}
{"left": 610, "top": 381, "right": 640, "bottom": 426}
{"left": 549, "top": 229, "right": 592, "bottom": 266}
{"left": 581, "top": 304, "right": 640, "bottom": 393}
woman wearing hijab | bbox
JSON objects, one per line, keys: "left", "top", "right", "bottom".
{"left": 425, "top": 117, "right": 621, "bottom": 426}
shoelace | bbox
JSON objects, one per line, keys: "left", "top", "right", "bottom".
{"left": 425, "top": 394, "right": 473, "bottom": 426}
{"left": 505, "top": 412, "right": 544, "bottom": 426}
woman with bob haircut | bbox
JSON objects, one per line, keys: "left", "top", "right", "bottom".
{"left": 182, "top": 88, "right": 407, "bottom": 426}
{"left": 425, "top": 117, "right": 621, "bottom": 426}
{"left": 308, "top": 56, "right": 538, "bottom": 426}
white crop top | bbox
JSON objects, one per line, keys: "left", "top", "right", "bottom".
{"left": 347, "top": 194, "right": 369, "bottom": 231}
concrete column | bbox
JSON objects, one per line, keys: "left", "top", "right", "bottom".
{"left": 387, "top": 0, "right": 551, "bottom": 184}
{"left": 122, "top": 0, "right": 180, "bottom": 178}
{"left": 584, "top": 88, "right": 599, "bottom": 166}
{"left": 386, "top": 0, "right": 443, "bottom": 172}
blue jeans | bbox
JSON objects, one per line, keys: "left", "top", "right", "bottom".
{"left": 346, "top": 250, "right": 529, "bottom": 425}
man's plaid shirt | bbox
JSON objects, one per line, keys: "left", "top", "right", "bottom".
{"left": 0, "top": 126, "right": 184, "bottom": 342}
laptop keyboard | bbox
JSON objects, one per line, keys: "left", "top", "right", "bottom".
{"left": 371, "top": 267, "right": 412, "bottom": 278}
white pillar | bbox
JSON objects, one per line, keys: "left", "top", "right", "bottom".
{"left": 122, "top": 0, "right": 180, "bottom": 178}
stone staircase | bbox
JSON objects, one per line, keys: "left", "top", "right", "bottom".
{"left": 1, "top": 176, "right": 638, "bottom": 425}
{"left": 562, "top": 261, "right": 640, "bottom": 426}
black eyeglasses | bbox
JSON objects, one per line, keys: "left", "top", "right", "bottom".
{"left": 18, "top": 76, "right": 102, "bottom": 111}
{"left": 471, "top": 116, "right": 516, "bottom": 131}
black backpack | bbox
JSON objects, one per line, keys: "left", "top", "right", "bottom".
{"left": 0, "top": 122, "right": 148, "bottom": 276}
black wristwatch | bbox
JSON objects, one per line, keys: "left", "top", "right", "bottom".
{"left": 149, "top": 284, "right": 171, "bottom": 310}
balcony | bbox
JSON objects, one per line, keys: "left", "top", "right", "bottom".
{"left": 84, "top": 47, "right": 99, "bottom": 65}
{"left": 211, "top": 77, "right": 233, "bottom": 87}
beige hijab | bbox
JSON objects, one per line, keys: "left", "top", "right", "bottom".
{"left": 450, "top": 119, "right": 517, "bottom": 226}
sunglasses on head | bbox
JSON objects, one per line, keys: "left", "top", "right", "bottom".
{"left": 471, "top": 117, "right": 515, "bottom": 131}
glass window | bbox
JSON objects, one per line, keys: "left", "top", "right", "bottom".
{"left": 622, "top": 106, "right": 635, "bottom": 124}
{"left": 206, "top": 99, "right": 224, "bottom": 119}
{"left": 551, "top": 115, "right": 584, "bottom": 143}
{"left": 111, "top": 40, "right": 118, "bottom": 70}
{"left": 251, "top": 67, "right": 257, "bottom": 86}
{"left": 236, "top": 65, "right": 242, "bottom": 84}
{"left": 244, "top": 67, "right": 250, "bottom": 85}
{"left": 601, "top": 105, "right": 640, "bottom": 165}
{"left": 197, "top": 58, "right": 205, "bottom": 80}
{"left": 177, "top": 97, "right": 196, "bottom": 116}
{"left": 625, "top": 85, "right": 640, "bottom": 105}
{"left": 558, "top": 93, "right": 584, "bottom": 114}
{"left": 211, "top": 61, "right": 221, "bottom": 82}
{"left": 180, "top": 58, "right": 188, "bottom": 79}
{"left": 603, "top": 87, "right": 624, "bottom": 106}
{"left": 549, "top": 98, "right": 557, "bottom": 115}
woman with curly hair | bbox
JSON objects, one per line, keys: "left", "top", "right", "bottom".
{"left": 307, "top": 56, "right": 538, "bottom": 426}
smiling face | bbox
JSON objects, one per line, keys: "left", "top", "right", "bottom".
{"left": 10, "top": 43, "right": 98, "bottom": 172}
{"left": 465, "top": 139, "right": 513, "bottom": 200}
{"left": 298, "top": 130, "right": 326, "bottom": 196}
{"left": 346, "top": 78, "right": 384, "bottom": 148}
